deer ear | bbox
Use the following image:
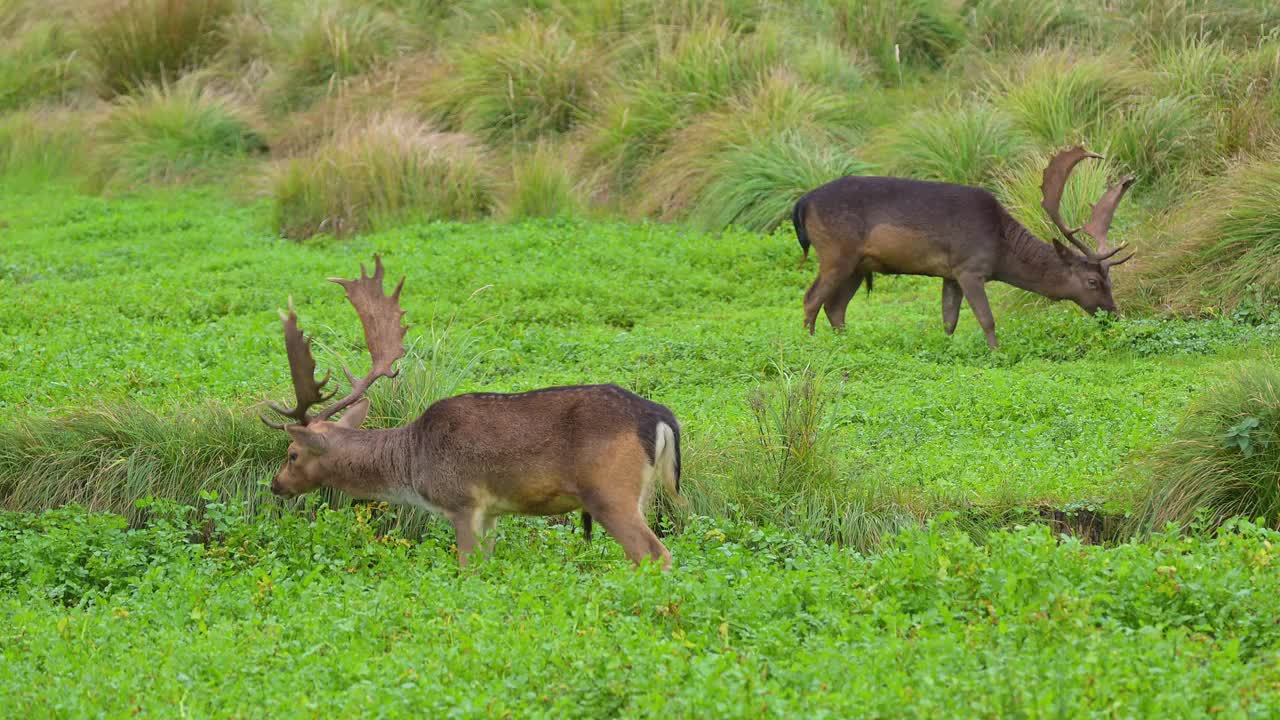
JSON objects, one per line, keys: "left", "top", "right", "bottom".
{"left": 286, "top": 425, "right": 328, "bottom": 451}
{"left": 1052, "top": 239, "right": 1076, "bottom": 262}
{"left": 335, "top": 397, "right": 370, "bottom": 429}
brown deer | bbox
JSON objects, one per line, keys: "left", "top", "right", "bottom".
{"left": 792, "top": 146, "right": 1135, "bottom": 349}
{"left": 261, "top": 255, "right": 684, "bottom": 569}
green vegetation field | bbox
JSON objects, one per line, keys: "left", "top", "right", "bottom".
{"left": 5, "top": 0, "right": 1280, "bottom": 716}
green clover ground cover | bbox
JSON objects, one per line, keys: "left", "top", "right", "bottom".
{"left": 2, "top": 185, "right": 1275, "bottom": 509}
{"left": 2, "top": 503, "right": 1280, "bottom": 718}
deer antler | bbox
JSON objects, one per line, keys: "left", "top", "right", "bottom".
{"left": 1082, "top": 176, "right": 1136, "bottom": 268}
{"left": 263, "top": 255, "right": 407, "bottom": 428}
{"left": 261, "top": 298, "right": 336, "bottom": 429}
{"left": 1040, "top": 146, "right": 1136, "bottom": 269}
{"left": 313, "top": 254, "right": 408, "bottom": 422}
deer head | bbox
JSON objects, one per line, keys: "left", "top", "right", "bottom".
{"left": 1040, "top": 146, "right": 1136, "bottom": 316}
{"left": 261, "top": 254, "right": 407, "bottom": 498}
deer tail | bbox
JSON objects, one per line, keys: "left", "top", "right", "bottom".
{"left": 793, "top": 195, "right": 811, "bottom": 261}
{"left": 654, "top": 420, "right": 685, "bottom": 507}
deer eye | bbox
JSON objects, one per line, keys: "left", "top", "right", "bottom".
{"left": 1087, "top": 278, "right": 1099, "bottom": 289}
{"left": 288, "top": 451, "right": 299, "bottom": 462}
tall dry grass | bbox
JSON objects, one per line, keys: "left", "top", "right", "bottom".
{"left": 268, "top": 113, "right": 495, "bottom": 239}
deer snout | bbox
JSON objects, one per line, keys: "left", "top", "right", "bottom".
{"left": 270, "top": 477, "right": 284, "bottom": 495}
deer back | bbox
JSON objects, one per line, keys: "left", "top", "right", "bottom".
{"left": 796, "top": 176, "right": 1007, "bottom": 276}
{"left": 408, "top": 384, "right": 680, "bottom": 514}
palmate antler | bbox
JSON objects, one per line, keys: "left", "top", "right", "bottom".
{"left": 1040, "top": 146, "right": 1136, "bottom": 270}
{"left": 262, "top": 254, "right": 407, "bottom": 429}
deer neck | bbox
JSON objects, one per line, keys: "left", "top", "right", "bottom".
{"left": 994, "top": 212, "right": 1072, "bottom": 300}
{"left": 322, "top": 426, "right": 418, "bottom": 502}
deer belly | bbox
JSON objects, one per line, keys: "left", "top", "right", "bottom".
{"left": 862, "top": 224, "right": 950, "bottom": 277}
{"left": 477, "top": 481, "right": 582, "bottom": 517}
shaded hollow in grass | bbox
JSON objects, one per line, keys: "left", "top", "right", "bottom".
{"left": 80, "top": 0, "right": 235, "bottom": 97}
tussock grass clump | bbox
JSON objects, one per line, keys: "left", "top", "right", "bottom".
{"left": 826, "top": 0, "right": 965, "bottom": 80}
{"left": 268, "top": 1, "right": 408, "bottom": 109}
{"left": 690, "top": 131, "right": 869, "bottom": 232}
{"left": 1130, "top": 364, "right": 1280, "bottom": 534}
{"left": 685, "top": 366, "right": 918, "bottom": 552}
{"left": 89, "top": 83, "right": 266, "bottom": 192}
{"left": 636, "top": 71, "right": 861, "bottom": 222}
{"left": 423, "top": 17, "right": 607, "bottom": 144}
{"left": 0, "top": 403, "right": 280, "bottom": 526}
{"left": 80, "top": 0, "right": 235, "bottom": 97}
{"left": 877, "top": 103, "right": 1031, "bottom": 187}
{"left": 269, "top": 113, "right": 495, "bottom": 240}
{"left": 1116, "top": 0, "right": 1280, "bottom": 51}
{"left": 0, "top": 109, "right": 88, "bottom": 181}
{"left": 1148, "top": 39, "right": 1280, "bottom": 160}
{"left": 1104, "top": 95, "right": 1208, "bottom": 182}
{"left": 0, "top": 19, "right": 88, "bottom": 110}
{"left": 581, "top": 21, "right": 783, "bottom": 192}
{"left": 501, "top": 142, "right": 588, "bottom": 221}
{"left": 963, "top": 0, "right": 1089, "bottom": 53}
{"left": 1141, "top": 149, "right": 1280, "bottom": 314}
{"left": 992, "top": 50, "right": 1141, "bottom": 146}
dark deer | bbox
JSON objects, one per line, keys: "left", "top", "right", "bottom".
{"left": 792, "top": 146, "right": 1135, "bottom": 348}
{"left": 261, "top": 255, "right": 684, "bottom": 569}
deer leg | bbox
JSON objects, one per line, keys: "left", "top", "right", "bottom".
{"left": 479, "top": 513, "right": 499, "bottom": 557}
{"left": 590, "top": 506, "right": 673, "bottom": 570}
{"left": 823, "top": 272, "right": 863, "bottom": 332}
{"left": 941, "top": 279, "right": 963, "bottom": 335}
{"left": 804, "top": 258, "right": 857, "bottom": 335}
{"left": 956, "top": 274, "right": 998, "bottom": 349}
{"left": 448, "top": 510, "right": 482, "bottom": 567}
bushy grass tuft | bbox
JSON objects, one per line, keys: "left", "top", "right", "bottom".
{"left": 580, "top": 21, "right": 783, "bottom": 192}
{"left": 1116, "top": 0, "right": 1280, "bottom": 52}
{"left": 962, "top": 0, "right": 1090, "bottom": 53}
{"left": 0, "top": 18, "right": 88, "bottom": 110}
{"left": 80, "top": 0, "right": 235, "bottom": 97}
{"left": 267, "top": 1, "right": 408, "bottom": 110}
{"left": 501, "top": 142, "right": 587, "bottom": 221}
{"left": 690, "top": 130, "right": 869, "bottom": 232}
{"left": 1130, "top": 364, "right": 1280, "bottom": 534}
{"left": 1141, "top": 149, "right": 1280, "bottom": 314}
{"left": 992, "top": 50, "right": 1140, "bottom": 147}
{"left": 636, "top": 70, "right": 862, "bottom": 222}
{"left": 89, "top": 83, "right": 266, "bottom": 192}
{"left": 0, "top": 109, "right": 87, "bottom": 182}
{"left": 268, "top": 113, "right": 495, "bottom": 240}
{"left": 1104, "top": 95, "right": 1208, "bottom": 182}
{"left": 826, "top": 0, "right": 965, "bottom": 80}
{"left": 877, "top": 103, "right": 1031, "bottom": 187}
{"left": 685, "top": 366, "right": 920, "bottom": 552}
{"left": 423, "top": 17, "right": 608, "bottom": 144}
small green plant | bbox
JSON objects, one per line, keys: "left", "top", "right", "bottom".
{"left": 1130, "top": 363, "right": 1280, "bottom": 534}
{"left": 268, "top": 113, "right": 495, "bottom": 239}
{"left": 80, "top": 0, "right": 235, "bottom": 96}
{"left": 89, "top": 82, "right": 266, "bottom": 192}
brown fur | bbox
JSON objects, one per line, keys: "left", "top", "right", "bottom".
{"left": 272, "top": 385, "right": 683, "bottom": 570}
{"left": 793, "top": 171, "right": 1131, "bottom": 349}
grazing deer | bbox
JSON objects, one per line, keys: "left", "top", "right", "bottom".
{"left": 261, "top": 255, "right": 684, "bottom": 569}
{"left": 792, "top": 146, "right": 1135, "bottom": 349}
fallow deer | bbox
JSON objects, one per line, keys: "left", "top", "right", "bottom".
{"left": 792, "top": 146, "right": 1135, "bottom": 348}
{"left": 261, "top": 255, "right": 684, "bottom": 569}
